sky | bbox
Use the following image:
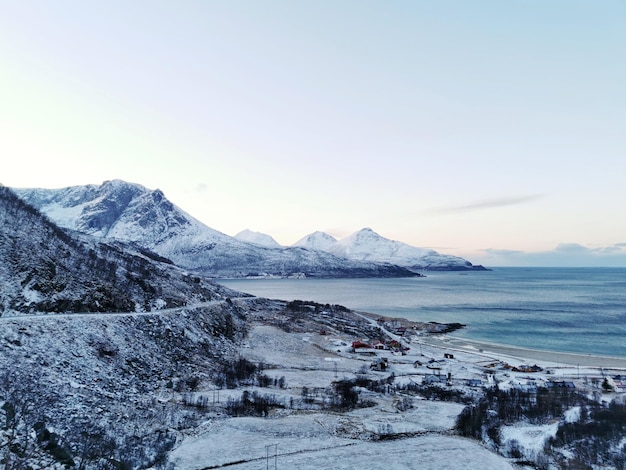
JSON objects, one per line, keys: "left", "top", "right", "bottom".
{"left": 1, "top": 1, "right": 625, "bottom": 267}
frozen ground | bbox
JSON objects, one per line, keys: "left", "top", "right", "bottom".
{"left": 167, "top": 322, "right": 506, "bottom": 469}
{"left": 169, "top": 414, "right": 513, "bottom": 469}
{"left": 166, "top": 304, "right": 626, "bottom": 469}
{"left": 2, "top": 296, "right": 624, "bottom": 469}
{"left": 163, "top": 322, "right": 530, "bottom": 468}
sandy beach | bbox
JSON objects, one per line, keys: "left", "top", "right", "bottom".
{"left": 420, "top": 334, "right": 626, "bottom": 370}
{"left": 360, "top": 310, "right": 626, "bottom": 371}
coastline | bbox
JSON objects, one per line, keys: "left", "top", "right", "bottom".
{"left": 420, "top": 333, "right": 626, "bottom": 370}
{"left": 220, "top": 271, "right": 626, "bottom": 366}
{"left": 360, "top": 310, "right": 626, "bottom": 370}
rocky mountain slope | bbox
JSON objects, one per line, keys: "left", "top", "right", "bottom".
{"left": 0, "top": 300, "right": 252, "bottom": 468}
{"left": 296, "top": 227, "right": 487, "bottom": 271}
{"left": 15, "top": 181, "right": 416, "bottom": 278}
{"left": 0, "top": 186, "right": 236, "bottom": 315}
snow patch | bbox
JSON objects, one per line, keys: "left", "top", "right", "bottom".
{"left": 500, "top": 421, "right": 559, "bottom": 461}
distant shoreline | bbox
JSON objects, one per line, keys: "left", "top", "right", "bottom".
{"left": 360, "top": 310, "right": 626, "bottom": 369}
{"left": 421, "top": 332, "right": 626, "bottom": 370}
{"left": 220, "top": 273, "right": 626, "bottom": 366}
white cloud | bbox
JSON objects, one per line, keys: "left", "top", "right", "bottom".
{"left": 479, "top": 243, "right": 626, "bottom": 267}
{"left": 425, "top": 194, "right": 544, "bottom": 215}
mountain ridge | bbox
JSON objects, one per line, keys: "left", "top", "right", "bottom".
{"left": 15, "top": 181, "right": 419, "bottom": 278}
{"left": 326, "top": 227, "right": 484, "bottom": 271}
{"left": 0, "top": 185, "right": 236, "bottom": 315}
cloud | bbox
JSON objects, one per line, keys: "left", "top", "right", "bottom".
{"left": 483, "top": 248, "right": 525, "bottom": 256}
{"left": 194, "top": 183, "right": 209, "bottom": 193}
{"left": 478, "top": 243, "right": 626, "bottom": 267}
{"left": 595, "top": 245, "right": 623, "bottom": 254}
{"left": 554, "top": 243, "right": 590, "bottom": 253}
{"left": 426, "top": 194, "right": 544, "bottom": 215}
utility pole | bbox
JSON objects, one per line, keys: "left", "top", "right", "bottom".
{"left": 265, "top": 444, "right": 277, "bottom": 470}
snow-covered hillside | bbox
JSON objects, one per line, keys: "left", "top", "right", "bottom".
{"left": 235, "top": 229, "right": 281, "bottom": 248}
{"left": 15, "top": 181, "right": 417, "bottom": 278}
{"left": 0, "top": 293, "right": 517, "bottom": 470}
{"left": 295, "top": 228, "right": 487, "bottom": 271}
{"left": 0, "top": 186, "right": 236, "bottom": 314}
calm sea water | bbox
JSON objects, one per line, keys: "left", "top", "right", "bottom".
{"left": 219, "top": 267, "right": 626, "bottom": 359}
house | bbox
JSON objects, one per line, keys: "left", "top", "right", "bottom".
{"left": 370, "top": 357, "right": 389, "bottom": 371}
{"left": 373, "top": 342, "right": 387, "bottom": 350}
{"left": 351, "top": 340, "right": 376, "bottom": 355}
{"left": 395, "top": 326, "right": 408, "bottom": 336}
{"left": 351, "top": 340, "right": 374, "bottom": 350}
{"left": 388, "top": 340, "right": 409, "bottom": 353}
{"left": 426, "top": 365, "right": 442, "bottom": 377}
{"left": 515, "top": 383, "right": 538, "bottom": 394}
{"left": 444, "top": 353, "right": 454, "bottom": 359}
{"left": 466, "top": 379, "right": 483, "bottom": 387}
{"left": 424, "top": 375, "right": 444, "bottom": 385}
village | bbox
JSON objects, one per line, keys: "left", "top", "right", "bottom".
{"left": 349, "top": 314, "right": 626, "bottom": 398}
{"left": 168, "top": 298, "right": 626, "bottom": 469}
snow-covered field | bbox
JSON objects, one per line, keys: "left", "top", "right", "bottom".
{"left": 166, "top": 314, "right": 626, "bottom": 469}
{"left": 168, "top": 322, "right": 506, "bottom": 469}
{"left": 2, "top": 296, "right": 625, "bottom": 469}
{"left": 169, "top": 414, "right": 513, "bottom": 469}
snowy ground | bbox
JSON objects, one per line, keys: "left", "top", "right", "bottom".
{"left": 169, "top": 414, "right": 513, "bottom": 469}
{"left": 166, "top": 322, "right": 504, "bottom": 469}
{"left": 161, "top": 328, "right": 494, "bottom": 467}
{"left": 3, "top": 297, "right": 625, "bottom": 469}
{"left": 166, "top": 304, "right": 626, "bottom": 469}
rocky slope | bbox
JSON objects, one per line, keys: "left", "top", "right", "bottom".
{"left": 15, "top": 181, "right": 417, "bottom": 278}
{"left": 0, "top": 186, "right": 236, "bottom": 315}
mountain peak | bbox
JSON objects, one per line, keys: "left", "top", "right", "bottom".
{"left": 353, "top": 227, "right": 381, "bottom": 238}
{"left": 322, "top": 228, "right": 483, "bottom": 270}
{"left": 0, "top": 185, "right": 226, "bottom": 314}
{"left": 235, "top": 229, "right": 281, "bottom": 248}
{"left": 15, "top": 180, "right": 485, "bottom": 275}
{"left": 293, "top": 231, "right": 338, "bottom": 251}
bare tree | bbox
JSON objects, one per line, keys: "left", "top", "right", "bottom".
{"left": 0, "top": 370, "right": 61, "bottom": 469}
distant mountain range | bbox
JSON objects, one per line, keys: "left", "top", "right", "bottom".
{"left": 293, "top": 227, "right": 483, "bottom": 271}
{"left": 14, "top": 180, "right": 486, "bottom": 278}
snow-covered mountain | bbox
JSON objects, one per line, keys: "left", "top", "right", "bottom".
{"left": 235, "top": 229, "right": 281, "bottom": 248}
{"left": 293, "top": 231, "right": 338, "bottom": 252}
{"left": 15, "top": 181, "right": 416, "bottom": 278}
{"left": 295, "top": 228, "right": 486, "bottom": 271}
{"left": 0, "top": 186, "right": 234, "bottom": 314}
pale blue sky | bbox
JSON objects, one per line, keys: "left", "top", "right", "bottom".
{"left": 1, "top": 1, "right": 625, "bottom": 266}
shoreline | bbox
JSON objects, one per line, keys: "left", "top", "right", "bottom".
{"left": 358, "top": 310, "right": 626, "bottom": 370}
{"left": 420, "top": 333, "right": 626, "bottom": 370}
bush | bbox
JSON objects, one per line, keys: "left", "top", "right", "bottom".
{"left": 215, "top": 358, "right": 258, "bottom": 388}
{"left": 225, "top": 391, "right": 284, "bottom": 417}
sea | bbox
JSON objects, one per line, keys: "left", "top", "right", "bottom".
{"left": 218, "top": 267, "right": 626, "bottom": 359}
